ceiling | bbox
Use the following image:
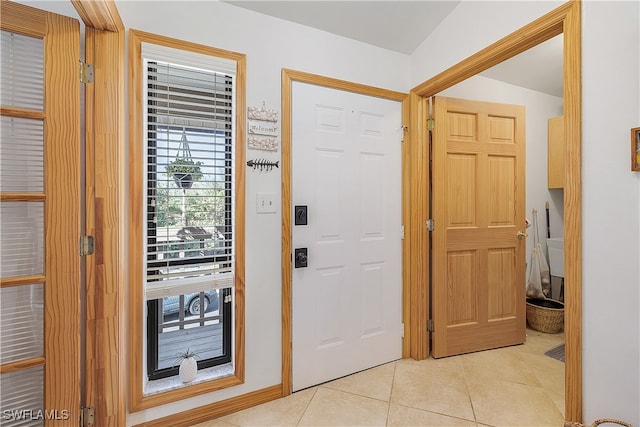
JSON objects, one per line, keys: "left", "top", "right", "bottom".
{"left": 224, "top": 1, "right": 563, "bottom": 97}
{"left": 224, "top": 1, "right": 460, "bottom": 55}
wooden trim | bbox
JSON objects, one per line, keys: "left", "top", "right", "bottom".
{"left": 280, "top": 69, "right": 292, "bottom": 396}
{"left": 562, "top": 1, "right": 582, "bottom": 421}
{"left": 280, "top": 68, "right": 409, "bottom": 396}
{"left": 234, "top": 52, "right": 247, "bottom": 386}
{"left": 408, "top": 92, "right": 430, "bottom": 360}
{"left": 401, "top": 97, "right": 411, "bottom": 358}
{"left": 0, "top": 193, "right": 45, "bottom": 201}
{"left": 0, "top": 275, "right": 45, "bottom": 288}
{"left": 0, "top": 106, "right": 46, "bottom": 119}
{"left": 71, "top": 0, "right": 123, "bottom": 32}
{"left": 84, "top": 26, "right": 126, "bottom": 427}
{"left": 44, "top": 9, "right": 82, "bottom": 425}
{"left": 133, "top": 384, "right": 283, "bottom": 427}
{"left": 282, "top": 68, "right": 407, "bottom": 101}
{"left": 0, "top": 357, "right": 45, "bottom": 374}
{"left": 128, "top": 26, "right": 145, "bottom": 413}
{"left": 128, "top": 29, "right": 246, "bottom": 412}
{"left": 129, "top": 29, "right": 246, "bottom": 63}
{"left": 410, "top": 0, "right": 582, "bottom": 422}
{"left": 0, "top": 0, "right": 46, "bottom": 37}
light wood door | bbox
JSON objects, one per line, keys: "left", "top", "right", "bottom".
{"left": 0, "top": 2, "right": 82, "bottom": 424}
{"left": 291, "top": 82, "right": 403, "bottom": 391}
{"left": 431, "top": 96, "right": 526, "bottom": 358}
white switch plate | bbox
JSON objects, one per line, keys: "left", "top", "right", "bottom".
{"left": 256, "top": 193, "right": 277, "bottom": 214}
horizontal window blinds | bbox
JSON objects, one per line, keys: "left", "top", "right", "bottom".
{"left": 0, "top": 366, "right": 44, "bottom": 427}
{"left": 1, "top": 116, "right": 45, "bottom": 193}
{"left": 0, "top": 31, "right": 44, "bottom": 111}
{"left": 143, "top": 44, "right": 236, "bottom": 300}
{"left": 0, "top": 285, "right": 43, "bottom": 364}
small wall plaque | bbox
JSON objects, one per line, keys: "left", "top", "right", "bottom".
{"left": 248, "top": 102, "right": 279, "bottom": 152}
{"left": 632, "top": 127, "right": 640, "bottom": 171}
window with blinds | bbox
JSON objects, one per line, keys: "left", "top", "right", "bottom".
{"left": 143, "top": 45, "right": 236, "bottom": 300}
{"left": 142, "top": 43, "right": 236, "bottom": 380}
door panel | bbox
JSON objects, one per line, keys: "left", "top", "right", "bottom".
{"left": 292, "top": 82, "right": 402, "bottom": 391}
{"left": 432, "top": 96, "right": 525, "bottom": 358}
{"left": 0, "top": 3, "right": 81, "bottom": 424}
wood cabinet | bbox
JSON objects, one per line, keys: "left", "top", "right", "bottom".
{"left": 548, "top": 115, "right": 564, "bottom": 189}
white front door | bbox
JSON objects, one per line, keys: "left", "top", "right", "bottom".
{"left": 291, "top": 81, "right": 403, "bottom": 391}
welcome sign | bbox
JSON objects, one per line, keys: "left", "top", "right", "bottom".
{"left": 248, "top": 103, "right": 279, "bottom": 151}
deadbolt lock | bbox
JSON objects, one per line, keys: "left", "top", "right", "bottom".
{"left": 294, "top": 248, "right": 308, "bottom": 268}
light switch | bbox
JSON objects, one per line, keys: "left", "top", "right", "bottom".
{"left": 256, "top": 193, "right": 277, "bottom": 214}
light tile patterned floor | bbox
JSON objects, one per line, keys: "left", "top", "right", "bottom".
{"left": 193, "top": 328, "right": 564, "bottom": 427}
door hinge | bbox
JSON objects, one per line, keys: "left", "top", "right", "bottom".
{"left": 427, "top": 319, "right": 434, "bottom": 332}
{"left": 401, "top": 322, "right": 405, "bottom": 338}
{"left": 400, "top": 125, "right": 408, "bottom": 142}
{"left": 401, "top": 225, "right": 405, "bottom": 240}
{"left": 425, "top": 218, "right": 434, "bottom": 232}
{"left": 224, "top": 294, "right": 232, "bottom": 304}
{"left": 79, "top": 235, "right": 94, "bottom": 256}
{"left": 426, "top": 117, "right": 435, "bottom": 132}
{"left": 81, "top": 407, "right": 95, "bottom": 427}
{"left": 79, "top": 61, "right": 94, "bottom": 84}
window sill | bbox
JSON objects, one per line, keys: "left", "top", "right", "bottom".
{"left": 144, "top": 362, "right": 234, "bottom": 397}
{"left": 131, "top": 362, "right": 243, "bottom": 412}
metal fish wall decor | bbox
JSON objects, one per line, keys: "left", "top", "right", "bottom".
{"left": 246, "top": 158, "right": 279, "bottom": 172}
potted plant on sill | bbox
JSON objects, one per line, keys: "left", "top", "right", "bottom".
{"left": 175, "top": 348, "right": 199, "bottom": 383}
{"left": 166, "top": 158, "right": 203, "bottom": 189}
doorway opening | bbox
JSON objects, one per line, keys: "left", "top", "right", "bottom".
{"left": 408, "top": 1, "right": 581, "bottom": 422}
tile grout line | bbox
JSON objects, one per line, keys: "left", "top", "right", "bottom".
{"left": 295, "top": 386, "right": 320, "bottom": 426}
{"left": 459, "top": 354, "right": 480, "bottom": 426}
{"left": 385, "top": 360, "right": 399, "bottom": 426}
{"left": 318, "top": 362, "right": 399, "bottom": 404}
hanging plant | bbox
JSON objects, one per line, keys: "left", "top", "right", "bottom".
{"left": 166, "top": 158, "right": 203, "bottom": 189}
{"left": 166, "top": 130, "right": 204, "bottom": 189}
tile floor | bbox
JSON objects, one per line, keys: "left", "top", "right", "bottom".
{"left": 193, "top": 328, "right": 564, "bottom": 427}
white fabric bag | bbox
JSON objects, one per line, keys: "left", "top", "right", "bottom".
{"left": 526, "top": 210, "right": 551, "bottom": 299}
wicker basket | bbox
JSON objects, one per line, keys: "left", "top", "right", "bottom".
{"left": 565, "top": 419, "right": 632, "bottom": 427}
{"left": 526, "top": 298, "right": 564, "bottom": 333}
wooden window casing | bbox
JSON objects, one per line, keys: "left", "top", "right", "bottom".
{"left": 128, "top": 29, "right": 246, "bottom": 411}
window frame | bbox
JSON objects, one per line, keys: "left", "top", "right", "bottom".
{"left": 146, "top": 288, "right": 232, "bottom": 380}
{"left": 128, "top": 29, "right": 246, "bottom": 412}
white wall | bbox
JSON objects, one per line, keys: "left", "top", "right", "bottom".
{"left": 113, "top": 1, "right": 411, "bottom": 424}
{"left": 411, "top": 1, "right": 640, "bottom": 424}
{"left": 582, "top": 1, "right": 639, "bottom": 424}
{"left": 439, "top": 75, "right": 564, "bottom": 281}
